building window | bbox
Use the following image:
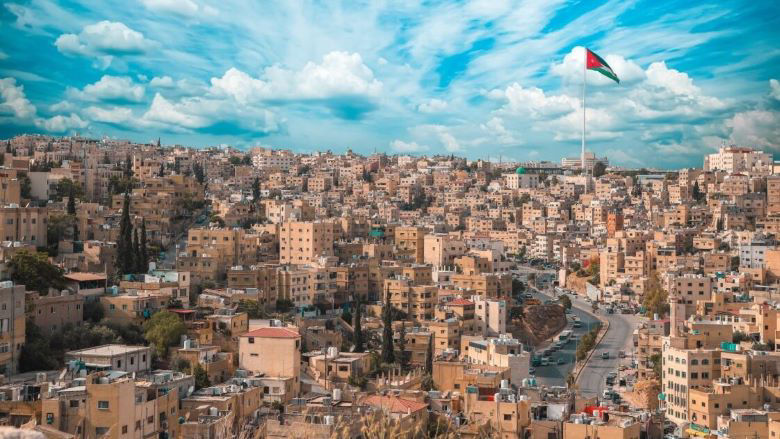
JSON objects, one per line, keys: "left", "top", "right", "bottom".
{"left": 97, "top": 400, "right": 109, "bottom": 410}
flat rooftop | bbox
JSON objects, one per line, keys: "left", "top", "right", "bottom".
{"left": 67, "top": 344, "right": 149, "bottom": 356}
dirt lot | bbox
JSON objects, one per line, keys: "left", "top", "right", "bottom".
{"left": 510, "top": 304, "right": 567, "bottom": 347}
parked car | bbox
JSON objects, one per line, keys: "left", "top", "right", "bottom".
{"left": 557, "top": 357, "right": 565, "bottom": 365}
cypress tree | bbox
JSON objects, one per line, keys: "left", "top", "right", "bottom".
{"left": 124, "top": 154, "right": 133, "bottom": 179}
{"left": 141, "top": 219, "right": 149, "bottom": 273}
{"left": 398, "top": 321, "right": 408, "bottom": 370}
{"left": 381, "top": 292, "right": 394, "bottom": 364}
{"left": 67, "top": 185, "right": 76, "bottom": 215}
{"left": 425, "top": 333, "right": 433, "bottom": 374}
{"left": 117, "top": 191, "right": 134, "bottom": 275}
{"left": 158, "top": 163, "right": 164, "bottom": 177}
{"left": 353, "top": 296, "right": 364, "bottom": 353}
{"left": 133, "top": 228, "right": 141, "bottom": 274}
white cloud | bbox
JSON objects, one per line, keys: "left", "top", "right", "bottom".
{"left": 0, "top": 78, "right": 36, "bottom": 119}
{"left": 390, "top": 140, "right": 428, "bottom": 153}
{"left": 417, "top": 98, "right": 448, "bottom": 113}
{"left": 496, "top": 83, "right": 579, "bottom": 119}
{"left": 551, "top": 46, "right": 645, "bottom": 85}
{"left": 0, "top": 50, "right": 7, "bottom": 61}
{"left": 143, "top": 94, "right": 209, "bottom": 129}
{"left": 210, "top": 51, "right": 382, "bottom": 103}
{"left": 67, "top": 75, "right": 145, "bottom": 102}
{"left": 55, "top": 21, "right": 151, "bottom": 66}
{"left": 83, "top": 106, "right": 136, "bottom": 125}
{"left": 140, "top": 0, "right": 217, "bottom": 17}
{"left": 770, "top": 79, "right": 780, "bottom": 101}
{"left": 150, "top": 76, "right": 175, "bottom": 88}
{"left": 480, "top": 117, "right": 518, "bottom": 145}
{"left": 34, "top": 113, "right": 87, "bottom": 132}
{"left": 140, "top": 93, "right": 281, "bottom": 135}
{"left": 645, "top": 61, "right": 698, "bottom": 96}
{"left": 726, "top": 110, "right": 780, "bottom": 150}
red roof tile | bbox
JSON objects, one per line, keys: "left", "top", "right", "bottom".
{"left": 448, "top": 298, "right": 474, "bottom": 306}
{"left": 241, "top": 327, "right": 300, "bottom": 339}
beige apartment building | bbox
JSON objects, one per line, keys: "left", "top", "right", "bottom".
{"left": 383, "top": 278, "right": 437, "bottom": 321}
{"left": 395, "top": 226, "right": 425, "bottom": 263}
{"left": 423, "top": 233, "right": 466, "bottom": 267}
{"left": 662, "top": 337, "right": 722, "bottom": 425}
{"left": 65, "top": 344, "right": 152, "bottom": 373}
{"left": 0, "top": 282, "right": 25, "bottom": 375}
{"left": 42, "top": 371, "right": 181, "bottom": 439}
{"left": 26, "top": 290, "right": 83, "bottom": 334}
{"left": 0, "top": 206, "right": 48, "bottom": 247}
{"left": 100, "top": 293, "right": 168, "bottom": 326}
{"left": 687, "top": 377, "right": 780, "bottom": 430}
{"left": 279, "top": 221, "right": 335, "bottom": 264}
{"left": 238, "top": 327, "right": 301, "bottom": 395}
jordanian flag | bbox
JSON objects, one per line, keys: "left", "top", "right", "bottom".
{"left": 586, "top": 49, "right": 619, "bottom": 84}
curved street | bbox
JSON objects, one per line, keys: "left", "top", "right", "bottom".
{"left": 527, "top": 287, "right": 643, "bottom": 397}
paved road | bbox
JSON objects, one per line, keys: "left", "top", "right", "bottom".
{"left": 526, "top": 287, "right": 643, "bottom": 397}
{"left": 530, "top": 296, "right": 600, "bottom": 389}
{"left": 569, "top": 294, "right": 644, "bottom": 398}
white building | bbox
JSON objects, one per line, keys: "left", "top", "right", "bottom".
{"left": 472, "top": 295, "right": 507, "bottom": 337}
{"left": 703, "top": 146, "right": 772, "bottom": 175}
{"left": 503, "top": 169, "right": 540, "bottom": 189}
{"left": 561, "top": 151, "right": 608, "bottom": 171}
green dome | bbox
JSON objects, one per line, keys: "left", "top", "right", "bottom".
{"left": 515, "top": 167, "right": 526, "bottom": 174}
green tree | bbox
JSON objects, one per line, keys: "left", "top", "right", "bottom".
{"left": 650, "top": 353, "right": 662, "bottom": 379}
{"left": 381, "top": 293, "right": 395, "bottom": 364}
{"left": 19, "top": 320, "right": 59, "bottom": 372}
{"left": 192, "top": 163, "right": 206, "bottom": 185}
{"left": 592, "top": 161, "right": 606, "bottom": 177}
{"left": 66, "top": 184, "right": 76, "bottom": 215}
{"left": 193, "top": 363, "right": 211, "bottom": 389}
{"left": 133, "top": 228, "right": 143, "bottom": 273}
{"left": 174, "top": 358, "right": 191, "bottom": 373}
{"left": 8, "top": 250, "right": 65, "bottom": 292}
{"left": 241, "top": 155, "right": 251, "bottom": 165}
{"left": 692, "top": 181, "right": 702, "bottom": 202}
{"left": 398, "top": 322, "right": 408, "bottom": 370}
{"left": 140, "top": 219, "right": 149, "bottom": 273}
{"left": 158, "top": 163, "right": 165, "bottom": 177}
{"left": 512, "top": 279, "right": 526, "bottom": 297}
{"left": 20, "top": 175, "right": 31, "bottom": 199}
{"left": 83, "top": 300, "right": 104, "bottom": 323}
{"left": 124, "top": 154, "right": 133, "bottom": 179}
{"left": 558, "top": 295, "right": 572, "bottom": 310}
{"left": 143, "top": 311, "right": 186, "bottom": 357}
{"left": 643, "top": 272, "right": 669, "bottom": 318}
{"left": 116, "top": 192, "right": 134, "bottom": 276}
{"left": 252, "top": 177, "right": 261, "bottom": 203}
{"left": 228, "top": 156, "right": 242, "bottom": 166}
{"left": 275, "top": 299, "right": 294, "bottom": 313}
{"left": 425, "top": 334, "right": 433, "bottom": 375}
{"left": 353, "top": 297, "right": 364, "bottom": 353}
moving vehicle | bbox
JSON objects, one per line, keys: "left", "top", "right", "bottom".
{"left": 529, "top": 367, "right": 536, "bottom": 375}
{"left": 557, "top": 330, "right": 572, "bottom": 342}
{"left": 557, "top": 357, "right": 565, "bottom": 365}
{"left": 619, "top": 350, "right": 626, "bottom": 358}
{"left": 601, "top": 351, "right": 610, "bottom": 360}
{"left": 540, "top": 357, "right": 550, "bottom": 366}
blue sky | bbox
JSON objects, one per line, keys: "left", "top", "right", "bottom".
{"left": 1, "top": 0, "right": 779, "bottom": 168}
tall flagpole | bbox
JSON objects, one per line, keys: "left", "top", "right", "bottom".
{"left": 581, "top": 47, "right": 586, "bottom": 172}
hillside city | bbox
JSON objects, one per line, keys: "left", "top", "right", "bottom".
{"left": 0, "top": 135, "right": 777, "bottom": 439}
